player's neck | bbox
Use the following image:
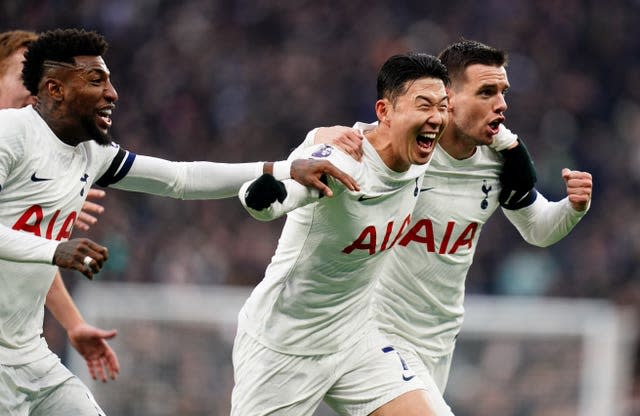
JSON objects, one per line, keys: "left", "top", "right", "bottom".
{"left": 439, "top": 128, "right": 477, "bottom": 160}
{"left": 34, "top": 102, "right": 83, "bottom": 147}
{"left": 365, "top": 129, "right": 409, "bottom": 172}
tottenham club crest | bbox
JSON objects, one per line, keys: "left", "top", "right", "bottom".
{"left": 481, "top": 180, "right": 491, "bottom": 209}
{"left": 312, "top": 144, "right": 334, "bottom": 158}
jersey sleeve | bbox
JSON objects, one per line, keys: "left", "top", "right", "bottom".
{"left": 239, "top": 144, "right": 360, "bottom": 221}
{"left": 94, "top": 145, "right": 137, "bottom": 187}
{"left": 0, "top": 223, "right": 58, "bottom": 264}
{"left": 110, "top": 154, "right": 266, "bottom": 199}
{"left": 0, "top": 112, "right": 58, "bottom": 264}
{"left": 239, "top": 178, "right": 320, "bottom": 221}
{"left": 502, "top": 191, "right": 589, "bottom": 247}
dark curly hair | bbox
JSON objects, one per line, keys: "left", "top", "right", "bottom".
{"left": 22, "top": 28, "right": 108, "bottom": 95}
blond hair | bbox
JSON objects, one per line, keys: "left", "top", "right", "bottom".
{"left": 0, "top": 30, "right": 38, "bottom": 76}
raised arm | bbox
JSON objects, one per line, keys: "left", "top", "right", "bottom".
{"left": 503, "top": 169, "right": 592, "bottom": 247}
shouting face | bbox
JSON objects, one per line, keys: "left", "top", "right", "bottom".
{"left": 448, "top": 64, "right": 509, "bottom": 150}
{"left": 379, "top": 77, "right": 449, "bottom": 171}
{"left": 43, "top": 55, "right": 118, "bottom": 146}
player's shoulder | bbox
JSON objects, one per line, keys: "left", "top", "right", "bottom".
{"left": 0, "top": 106, "right": 33, "bottom": 137}
{"left": 82, "top": 139, "right": 125, "bottom": 163}
{"left": 305, "top": 143, "right": 362, "bottom": 177}
{"left": 0, "top": 105, "right": 31, "bottom": 119}
{"left": 83, "top": 139, "right": 121, "bottom": 151}
{"left": 0, "top": 107, "right": 35, "bottom": 160}
{"left": 477, "top": 144, "right": 505, "bottom": 162}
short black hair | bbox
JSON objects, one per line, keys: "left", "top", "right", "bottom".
{"left": 438, "top": 40, "right": 507, "bottom": 83}
{"left": 22, "top": 28, "right": 108, "bottom": 95}
{"left": 377, "top": 52, "right": 449, "bottom": 103}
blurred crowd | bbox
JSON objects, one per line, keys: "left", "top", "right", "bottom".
{"left": 2, "top": 0, "right": 639, "bottom": 413}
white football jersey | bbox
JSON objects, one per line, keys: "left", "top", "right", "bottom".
{"left": 375, "top": 143, "right": 504, "bottom": 358}
{"left": 0, "top": 106, "right": 133, "bottom": 365}
{"left": 0, "top": 106, "right": 273, "bottom": 366}
{"left": 376, "top": 139, "right": 588, "bottom": 361}
{"left": 238, "top": 123, "right": 429, "bottom": 355}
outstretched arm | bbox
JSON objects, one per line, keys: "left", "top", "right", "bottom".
{"left": 46, "top": 274, "right": 120, "bottom": 382}
{"left": 111, "top": 156, "right": 356, "bottom": 200}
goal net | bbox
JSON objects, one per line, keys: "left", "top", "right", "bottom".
{"left": 68, "top": 282, "right": 636, "bottom": 416}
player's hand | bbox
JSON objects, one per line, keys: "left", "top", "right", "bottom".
{"left": 499, "top": 137, "right": 537, "bottom": 210}
{"left": 52, "top": 238, "right": 109, "bottom": 280}
{"left": 75, "top": 188, "right": 106, "bottom": 231}
{"left": 291, "top": 158, "right": 359, "bottom": 197}
{"left": 562, "top": 168, "right": 592, "bottom": 211}
{"left": 315, "top": 126, "right": 364, "bottom": 161}
{"left": 490, "top": 124, "right": 518, "bottom": 151}
{"left": 68, "top": 323, "right": 120, "bottom": 382}
{"left": 245, "top": 174, "right": 287, "bottom": 210}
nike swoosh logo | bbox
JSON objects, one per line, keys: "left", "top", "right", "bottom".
{"left": 402, "top": 374, "right": 415, "bottom": 381}
{"left": 31, "top": 173, "right": 52, "bottom": 182}
{"left": 419, "top": 187, "right": 435, "bottom": 192}
{"left": 358, "top": 195, "right": 381, "bottom": 202}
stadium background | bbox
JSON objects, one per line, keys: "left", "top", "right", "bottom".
{"left": 1, "top": 0, "right": 639, "bottom": 414}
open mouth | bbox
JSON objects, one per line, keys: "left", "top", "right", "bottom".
{"left": 488, "top": 119, "right": 503, "bottom": 135}
{"left": 416, "top": 132, "right": 437, "bottom": 152}
{"left": 97, "top": 108, "right": 113, "bottom": 129}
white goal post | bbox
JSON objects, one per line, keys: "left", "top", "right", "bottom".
{"left": 68, "top": 282, "right": 637, "bottom": 416}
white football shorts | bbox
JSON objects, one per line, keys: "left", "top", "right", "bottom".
{"left": 384, "top": 335, "right": 455, "bottom": 416}
{"left": 231, "top": 327, "right": 429, "bottom": 416}
{"left": 0, "top": 352, "right": 105, "bottom": 416}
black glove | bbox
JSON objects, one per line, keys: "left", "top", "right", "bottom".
{"left": 244, "top": 174, "right": 287, "bottom": 211}
{"left": 499, "top": 138, "right": 538, "bottom": 210}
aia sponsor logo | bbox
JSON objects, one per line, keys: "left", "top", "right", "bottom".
{"left": 342, "top": 215, "right": 478, "bottom": 255}
{"left": 12, "top": 205, "right": 76, "bottom": 241}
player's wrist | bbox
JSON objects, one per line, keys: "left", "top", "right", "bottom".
{"left": 272, "top": 160, "right": 292, "bottom": 180}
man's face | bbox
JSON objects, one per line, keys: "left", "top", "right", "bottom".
{"left": 382, "top": 77, "right": 449, "bottom": 170}
{"left": 448, "top": 64, "right": 509, "bottom": 147}
{"left": 61, "top": 55, "right": 118, "bottom": 145}
{"left": 0, "top": 47, "right": 36, "bottom": 109}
